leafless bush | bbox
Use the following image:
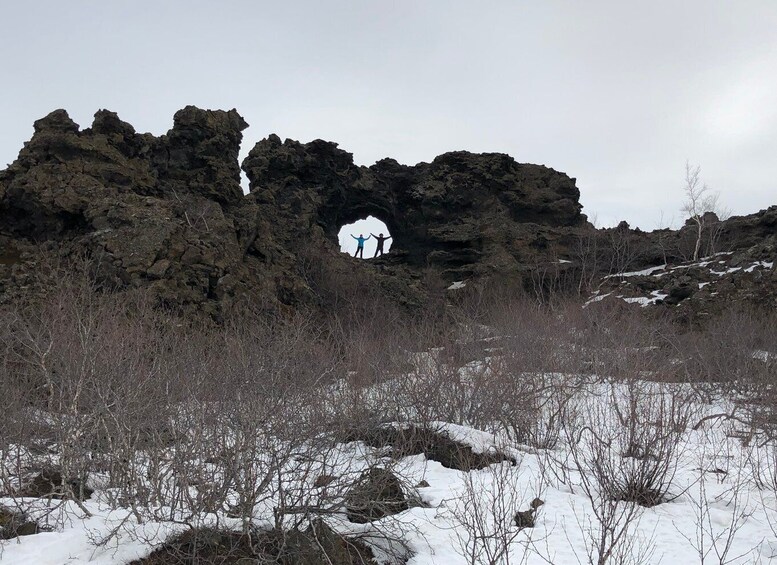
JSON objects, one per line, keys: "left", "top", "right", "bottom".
{"left": 553, "top": 380, "right": 694, "bottom": 564}
{"left": 676, "top": 425, "right": 760, "bottom": 565}
{"left": 445, "top": 458, "right": 542, "bottom": 565}
{"left": 677, "top": 307, "right": 777, "bottom": 442}
{"left": 608, "top": 381, "right": 697, "bottom": 506}
{"left": 4, "top": 248, "right": 777, "bottom": 562}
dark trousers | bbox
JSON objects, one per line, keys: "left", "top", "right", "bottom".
{"left": 355, "top": 246, "right": 364, "bottom": 258}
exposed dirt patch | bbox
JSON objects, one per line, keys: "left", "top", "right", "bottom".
{"left": 132, "top": 522, "right": 377, "bottom": 565}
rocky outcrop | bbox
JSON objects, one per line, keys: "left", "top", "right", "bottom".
{"left": 0, "top": 106, "right": 588, "bottom": 317}
{"left": 0, "top": 107, "right": 280, "bottom": 318}
{"left": 342, "top": 423, "right": 516, "bottom": 471}
{"left": 0, "top": 506, "right": 40, "bottom": 540}
{"left": 589, "top": 211, "right": 777, "bottom": 318}
{"left": 345, "top": 467, "right": 409, "bottom": 523}
{"left": 244, "top": 135, "right": 586, "bottom": 278}
{"left": 1, "top": 106, "right": 774, "bottom": 319}
{"left": 133, "top": 523, "right": 376, "bottom": 565}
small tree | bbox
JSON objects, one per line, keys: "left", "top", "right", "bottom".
{"left": 681, "top": 162, "right": 721, "bottom": 261}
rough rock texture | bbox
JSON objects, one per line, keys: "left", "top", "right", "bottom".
{"left": 243, "top": 136, "right": 586, "bottom": 279}
{"left": 132, "top": 523, "right": 376, "bottom": 565}
{"left": 0, "top": 506, "right": 40, "bottom": 540}
{"left": 0, "top": 107, "right": 278, "bottom": 318}
{"left": 343, "top": 423, "right": 516, "bottom": 470}
{"left": 1, "top": 106, "right": 774, "bottom": 319}
{"left": 19, "top": 468, "right": 94, "bottom": 501}
{"left": 0, "top": 106, "right": 588, "bottom": 317}
{"left": 345, "top": 467, "right": 409, "bottom": 523}
{"left": 590, "top": 208, "right": 777, "bottom": 318}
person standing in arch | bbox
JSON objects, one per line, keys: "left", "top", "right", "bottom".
{"left": 371, "top": 232, "right": 392, "bottom": 257}
{"left": 351, "top": 233, "right": 370, "bottom": 258}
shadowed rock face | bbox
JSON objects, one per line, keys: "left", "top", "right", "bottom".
{"left": 0, "top": 107, "right": 260, "bottom": 318}
{"left": 0, "top": 106, "right": 589, "bottom": 316}
{"left": 243, "top": 134, "right": 586, "bottom": 276}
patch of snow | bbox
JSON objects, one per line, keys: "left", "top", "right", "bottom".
{"left": 621, "top": 290, "right": 668, "bottom": 307}
{"left": 583, "top": 292, "right": 611, "bottom": 307}
{"left": 744, "top": 261, "right": 774, "bottom": 272}
{"left": 753, "top": 350, "right": 775, "bottom": 362}
{"left": 710, "top": 266, "right": 741, "bottom": 276}
{"left": 447, "top": 281, "right": 467, "bottom": 290}
{"left": 622, "top": 296, "right": 652, "bottom": 305}
{"left": 3, "top": 381, "right": 777, "bottom": 565}
{"left": 604, "top": 264, "right": 666, "bottom": 279}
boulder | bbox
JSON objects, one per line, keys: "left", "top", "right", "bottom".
{"left": 346, "top": 424, "right": 516, "bottom": 471}
{"left": 0, "top": 506, "right": 39, "bottom": 539}
{"left": 132, "top": 524, "right": 376, "bottom": 565}
{"left": 345, "top": 467, "right": 409, "bottom": 523}
{"left": 514, "top": 497, "right": 544, "bottom": 529}
{"left": 20, "top": 468, "right": 93, "bottom": 501}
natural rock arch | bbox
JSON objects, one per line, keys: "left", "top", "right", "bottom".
{"left": 242, "top": 136, "right": 586, "bottom": 275}
{"left": 324, "top": 201, "right": 402, "bottom": 255}
{"left": 1, "top": 105, "right": 590, "bottom": 316}
{"left": 336, "top": 215, "right": 395, "bottom": 257}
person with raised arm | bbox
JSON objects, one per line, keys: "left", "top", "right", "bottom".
{"left": 351, "top": 233, "right": 370, "bottom": 258}
{"left": 371, "top": 233, "right": 392, "bottom": 257}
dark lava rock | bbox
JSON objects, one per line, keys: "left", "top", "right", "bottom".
{"left": 591, "top": 229, "right": 777, "bottom": 318}
{"left": 243, "top": 137, "right": 586, "bottom": 278}
{"left": 345, "top": 424, "right": 516, "bottom": 471}
{"left": 3, "top": 106, "right": 775, "bottom": 320}
{"left": 345, "top": 467, "right": 409, "bottom": 523}
{"left": 0, "top": 506, "right": 40, "bottom": 539}
{"left": 132, "top": 523, "right": 376, "bottom": 565}
{"left": 664, "top": 282, "right": 694, "bottom": 305}
{"left": 514, "top": 497, "right": 544, "bottom": 529}
{"left": 20, "top": 468, "right": 93, "bottom": 501}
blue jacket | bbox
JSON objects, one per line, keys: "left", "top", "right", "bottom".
{"left": 351, "top": 235, "right": 370, "bottom": 247}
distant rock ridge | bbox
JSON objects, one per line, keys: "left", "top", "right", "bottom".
{"left": 0, "top": 106, "right": 774, "bottom": 318}
{"left": 589, "top": 206, "right": 777, "bottom": 317}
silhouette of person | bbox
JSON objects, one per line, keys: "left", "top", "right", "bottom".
{"left": 351, "top": 233, "right": 370, "bottom": 258}
{"left": 371, "top": 233, "right": 392, "bottom": 257}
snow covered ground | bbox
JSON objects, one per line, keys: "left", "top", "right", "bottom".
{"left": 3, "top": 374, "right": 777, "bottom": 564}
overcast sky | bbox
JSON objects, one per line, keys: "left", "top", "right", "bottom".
{"left": 2, "top": 1, "right": 776, "bottom": 229}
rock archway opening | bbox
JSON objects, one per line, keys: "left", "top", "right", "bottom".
{"left": 338, "top": 216, "right": 393, "bottom": 259}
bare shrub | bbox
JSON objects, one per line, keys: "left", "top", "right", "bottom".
{"left": 445, "top": 459, "right": 542, "bottom": 565}
{"left": 554, "top": 380, "right": 694, "bottom": 564}
{"left": 678, "top": 307, "right": 777, "bottom": 442}
{"left": 566, "top": 298, "right": 679, "bottom": 382}
{"left": 676, "top": 425, "right": 760, "bottom": 565}
{"left": 608, "top": 381, "right": 696, "bottom": 506}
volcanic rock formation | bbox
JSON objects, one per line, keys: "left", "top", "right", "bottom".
{"left": 1, "top": 106, "right": 774, "bottom": 319}
{"left": 590, "top": 206, "right": 777, "bottom": 317}
{"left": 0, "top": 106, "right": 588, "bottom": 317}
